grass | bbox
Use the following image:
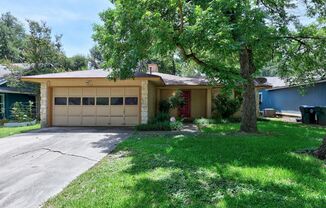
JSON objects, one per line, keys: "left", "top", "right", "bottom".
{"left": 44, "top": 120, "right": 326, "bottom": 208}
{"left": 0, "top": 124, "right": 40, "bottom": 138}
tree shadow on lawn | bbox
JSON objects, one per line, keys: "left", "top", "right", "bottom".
{"left": 115, "top": 127, "right": 326, "bottom": 207}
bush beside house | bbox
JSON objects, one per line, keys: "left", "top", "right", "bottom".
{"left": 136, "top": 90, "right": 185, "bottom": 131}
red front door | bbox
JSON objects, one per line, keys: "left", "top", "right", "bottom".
{"left": 179, "top": 90, "right": 191, "bottom": 118}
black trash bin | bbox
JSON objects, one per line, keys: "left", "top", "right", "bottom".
{"left": 315, "top": 106, "right": 326, "bottom": 125}
{"left": 299, "top": 105, "right": 316, "bottom": 124}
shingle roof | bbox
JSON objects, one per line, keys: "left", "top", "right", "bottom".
{"left": 151, "top": 72, "right": 209, "bottom": 86}
{"left": 22, "top": 69, "right": 273, "bottom": 87}
{"left": 264, "top": 77, "right": 287, "bottom": 87}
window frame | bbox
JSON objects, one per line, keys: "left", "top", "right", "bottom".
{"left": 110, "top": 97, "right": 124, "bottom": 105}
{"left": 68, "top": 97, "right": 81, "bottom": 105}
{"left": 96, "top": 97, "right": 110, "bottom": 106}
{"left": 54, "top": 97, "right": 67, "bottom": 106}
{"left": 125, "top": 97, "right": 138, "bottom": 105}
{"left": 82, "top": 97, "right": 95, "bottom": 106}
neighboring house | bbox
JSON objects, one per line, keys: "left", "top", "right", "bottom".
{"left": 22, "top": 64, "right": 269, "bottom": 127}
{"left": 0, "top": 65, "right": 36, "bottom": 119}
{"left": 259, "top": 77, "right": 326, "bottom": 116}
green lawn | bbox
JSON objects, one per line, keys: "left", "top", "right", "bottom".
{"left": 44, "top": 121, "right": 326, "bottom": 208}
{"left": 0, "top": 124, "right": 40, "bottom": 138}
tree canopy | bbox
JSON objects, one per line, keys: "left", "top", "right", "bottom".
{"left": 94, "top": 0, "right": 325, "bottom": 132}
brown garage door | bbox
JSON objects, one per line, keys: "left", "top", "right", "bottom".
{"left": 52, "top": 87, "right": 140, "bottom": 126}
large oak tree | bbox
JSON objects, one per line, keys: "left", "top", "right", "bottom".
{"left": 94, "top": 0, "right": 325, "bottom": 132}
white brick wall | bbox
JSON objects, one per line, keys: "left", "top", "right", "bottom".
{"left": 40, "top": 82, "right": 48, "bottom": 127}
{"left": 141, "top": 80, "right": 149, "bottom": 124}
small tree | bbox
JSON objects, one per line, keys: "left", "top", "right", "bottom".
{"left": 10, "top": 101, "right": 35, "bottom": 122}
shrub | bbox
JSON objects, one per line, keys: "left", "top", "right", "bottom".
{"left": 10, "top": 101, "right": 35, "bottom": 122}
{"left": 169, "top": 90, "right": 185, "bottom": 109}
{"left": 213, "top": 94, "right": 242, "bottom": 119}
{"left": 159, "top": 90, "right": 185, "bottom": 114}
{"left": 135, "top": 120, "right": 183, "bottom": 131}
{"left": 159, "top": 100, "right": 171, "bottom": 113}
{"left": 152, "top": 112, "right": 170, "bottom": 123}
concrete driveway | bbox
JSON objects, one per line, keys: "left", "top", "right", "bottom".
{"left": 0, "top": 127, "right": 132, "bottom": 208}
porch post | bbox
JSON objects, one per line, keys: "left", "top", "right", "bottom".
{"left": 141, "top": 80, "right": 149, "bottom": 124}
{"left": 207, "top": 88, "right": 212, "bottom": 118}
{"left": 40, "top": 82, "right": 48, "bottom": 128}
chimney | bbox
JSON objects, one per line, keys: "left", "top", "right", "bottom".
{"left": 147, "top": 63, "right": 159, "bottom": 74}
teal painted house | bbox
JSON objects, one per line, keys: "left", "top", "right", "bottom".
{"left": 0, "top": 65, "right": 36, "bottom": 119}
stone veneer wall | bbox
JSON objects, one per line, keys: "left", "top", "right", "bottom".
{"left": 40, "top": 82, "right": 48, "bottom": 127}
{"left": 141, "top": 80, "right": 149, "bottom": 124}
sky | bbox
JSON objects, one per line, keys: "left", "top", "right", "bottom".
{"left": 0, "top": 0, "right": 113, "bottom": 57}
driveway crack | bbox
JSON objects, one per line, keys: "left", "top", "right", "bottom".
{"left": 12, "top": 148, "right": 98, "bottom": 162}
{"left": 41, "top": 148, "right": 98, "bottom": 162}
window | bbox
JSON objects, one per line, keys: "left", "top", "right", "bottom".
{"left": 83, "top": 97, "right": 95, "bottom": 105}
{"left": 125, "top": 97, "right": 138, "bottom": 105}
{"left": 0, "top": 94, "right": 5, "bottom": 118}
{"left": 54, "top": 97, "right": 67, "bottom": 105}
{"left": 259, "top": 92, "right": 263, "bottom": 104}
{"left": 68, "top": 97, "right": 81, "bottom": 105}
{"left": 96, "top": 97, "right": 109, "bottom": 105}
{"left": 111, "top": 97, "right": 123, "bottom": 105}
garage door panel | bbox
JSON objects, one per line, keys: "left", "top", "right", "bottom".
{"left": 82, "top": 106, "right": 96, "bottom": 116}
{"left": 69, "top": 88, "right": 82, "bottom": 96}
{"left": 124, "top": 87, "right": 139, "bottom": 96}
{"left": 54, "top": 88, "right": 68, "bottom": 96}
{"left": 53, "top": 116, "right": 68, "bottom": 126}
{"left": 111, "top": 88, "right": 124, "bottom": 96}
{"left": 82, "top": 117, "right": 96, "bottom": 126}
{"left": 111, "top": 106, "right": 124, "bottom": 116}
{"left": 53, "top": 106, "right": 67, "bottom": 116}
{"left": 83, "top": 88, "right": 96, "bottom": 96}
{"left": 125, "top": 117, "right": 138, "bottom": 126}
{"left": 68, "top": 106, "right": 82, "bottom": 116}
{"left": 125, "top": 106, "right": 138, "bottom": 116}
{"left": 68, "top": 116, "right": 82, "bottom": 126}
{"left": 111, "top": 117, "right": 124, "bottom": 126}
{"left": 96, "top": 117, "right": 110, "bottom": 126}
{"left": 97, "top": 106, "right": 110, "bottom": 116}
{"left": 96, "top": 88, "right": 110, "bottom": 96}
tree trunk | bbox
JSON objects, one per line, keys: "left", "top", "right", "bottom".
{"left": 239, "top": 47, "right": 257, "bottom": 133}
{"left": 313, "top": 137, "right": 326, "bottom": 160}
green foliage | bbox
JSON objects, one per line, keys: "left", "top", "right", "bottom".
{"left": 135, "top": 120, "right": 183, "bottom": 131}
{"left": 0, "top": 124, "right": 40, "bottom": 138}
{"left": 213, "top": 94, "right": 242, "bottom": 119}
{"left": 158, "top": 100, "right": 171, "bottom": 113}
{"left": 68, "top": 55, "right": 88, "bottom": 71}
{"left": 24, "top": 20, "right": 67, "bottom": 73}
{"left": 10, "top": 101, "right": 35, "bottom": 122}
{"left": 94, "top": 0, "right": 325, "bottom": 132}
{"left": 159, "top": 90, "right": 185, "bottom": 114}
{"left": 169, "top": 90, "right": 185, "bottom": 109}
{"left": 0, "top": 12, "right": 25, "bottom": 62}
{"left": 89, "top": 45, "right": 103, "bottom": 69}
{"left": 152, "top": 112, "right": 170, "bottom": 123}
{"left": 194, "top": 118, "right": 217, "bottom": 126}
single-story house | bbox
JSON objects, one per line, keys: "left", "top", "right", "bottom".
{"left": 259, "top": 77, "right": 326, "bottom": 116}
{"left": 22, "top": 64, "right": 269, "bottom": 127}
{"left": 0, "top": 65, "right": 36, "bottom": 119}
